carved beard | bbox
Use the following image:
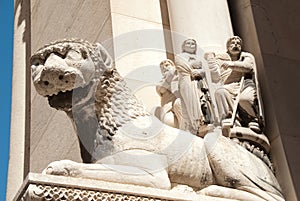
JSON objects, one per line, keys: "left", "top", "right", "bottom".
{"left": 228, "top": 45, "right": 241, "bottom": 56}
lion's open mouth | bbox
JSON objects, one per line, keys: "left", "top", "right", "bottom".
{"left": 47, "top": 82, "right": 95, "bottom": 112}
{"left": 48, "top": 89, "right": 73, "bottom": 111}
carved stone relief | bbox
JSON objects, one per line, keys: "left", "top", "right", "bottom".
{"left": 203, "top": 36, "right": 269, "bottom": 153}
{"left": 24, "top": 184, "right": 171, "bottom": 201}
{"left": 30, "top": 38, "right": 284, "bottom": 200}
{"left": 155, "top": 59, "right": 181, "bottom": 128}
{"left": 158, "top": 37, "right": 270, "bottom": 154}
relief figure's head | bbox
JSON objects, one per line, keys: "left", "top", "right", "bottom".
{"left": 226, "top": 36, "right": 243, "bottom": 57}
{"left": 181, "top": 38, "right": 197, "bottom": 54}
{"left": 159, "top": 59, "right": 175, "bottom": 75}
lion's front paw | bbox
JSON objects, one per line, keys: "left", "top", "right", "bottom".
{"left": 42, "top": 160, "right": 79, "bottom": 176}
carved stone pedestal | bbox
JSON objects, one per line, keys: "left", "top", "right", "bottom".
{"left": 15, "top": 173, "right": 232, "bottom": 201}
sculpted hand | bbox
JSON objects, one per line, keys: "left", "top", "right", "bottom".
{"left": 192, "top": 69, "right": 204, "bottom": 79}
{"left": 191, "top": 60, "right": 202, "bottom": 69}
{"left": 204, "top": 52, "right": 216, "bottom": 61}
{"left": 222, "top": 61, "right": 234, "bottom": 69}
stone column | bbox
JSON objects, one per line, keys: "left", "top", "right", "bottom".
{"left": 6, "top": 1, "right": 30, "bottom": 200}
{"left": 166, "top": 0, "right": 233, "bottom": 53}
{"left": 109, "top": 0, "right": 167, "bottom": 112}
{"left": 166, "top": 0, "right": 233, "bottom": 122}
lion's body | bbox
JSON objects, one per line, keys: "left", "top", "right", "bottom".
{"left": 31, "top": 39, "right": 284, "bottom": 200}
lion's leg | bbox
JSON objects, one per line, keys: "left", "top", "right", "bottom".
{"left": 203, "top": 131, "right": 284, "bottom": 200}
{"left": 238, "top": 186, "right": 285, "bottom": 201}
{"left": 43, "top": 150, "right": 171, "bottom": 190}
{"left": 199, "top": 185, "right": 268, "bottom": 201}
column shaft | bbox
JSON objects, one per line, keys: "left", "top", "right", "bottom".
{"left": 167, "top": 0, "right": 233, "bottom": 52}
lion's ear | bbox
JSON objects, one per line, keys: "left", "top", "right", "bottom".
{"left": 95, "top": 43, "right": 114, "bottom": 71}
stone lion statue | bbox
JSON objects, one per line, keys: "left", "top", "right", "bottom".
{"left": 31, "top": 39, "right": 284, "bottom": 200}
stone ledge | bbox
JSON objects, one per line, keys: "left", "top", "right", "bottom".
{"left": 14, "top": 173, "right": 233, "bottom": 201}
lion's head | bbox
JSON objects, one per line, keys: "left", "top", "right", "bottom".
{"left": 31, "top": 39, "right": 113, "bottom": 111}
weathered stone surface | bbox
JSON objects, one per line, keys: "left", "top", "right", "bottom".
{"left": 204, "top": 131, "right": 282, "bottom": 198}
{"left": 8, "top": 1, "right": 298, "bottom": 200}
{"left": 30, "top": 0, "right": 114, "bottom": 174}
{"left": 16, "top": 173, "right": 232, "bottom": 201}
{"left": 30, "top": 39, "right": 284, "bottom": 200}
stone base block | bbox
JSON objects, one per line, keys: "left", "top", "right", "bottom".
{"left": 14, "top": 173, "right": 233, "bottom": 201}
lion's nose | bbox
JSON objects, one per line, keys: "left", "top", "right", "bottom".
{"left": 40, "top": 67, "right": 76, "bottom": 89}
{"left": 38, "top": 53, "right": 75, "bottom": 90}
{"left": 33, "top": 53, "right": 86, "bottom": 96}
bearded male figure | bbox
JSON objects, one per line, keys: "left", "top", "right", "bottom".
{"left": 206, "top": 36, "right": 263, "bottom": 133}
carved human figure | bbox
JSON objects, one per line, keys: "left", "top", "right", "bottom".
{"left": 175, "top": 39, "right": 212, "bottom": 136}
{"left": 205, "top": 36, "right": 263, "bottom": 133}
{"left": 155, "top": 59, "right": 181, "bottom": 128}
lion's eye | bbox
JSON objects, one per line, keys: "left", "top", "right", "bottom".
{"left": 31, "top": 58, "right": 44, "bottom": 66}
{"left": 66, "top": 50, "right": 82, "bottom": 60}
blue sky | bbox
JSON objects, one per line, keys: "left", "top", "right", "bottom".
{"left": 0, "top": 0, "right": 14, "bottom": 200}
